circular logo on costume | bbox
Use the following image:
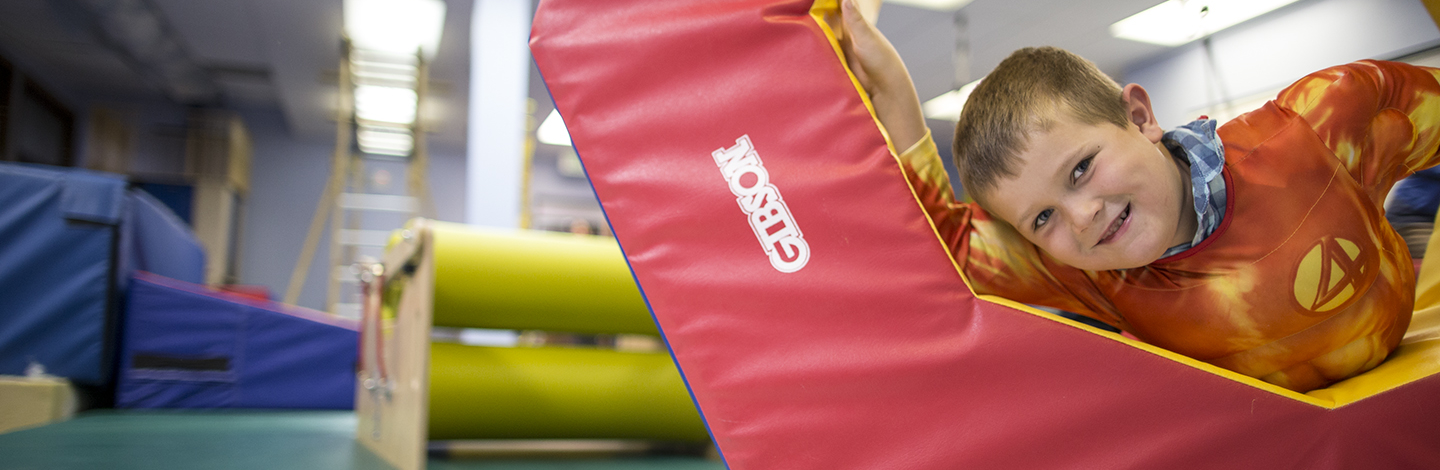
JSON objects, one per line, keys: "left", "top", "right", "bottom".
{"left": 1292, "top": 237, "right": 1372, "bottom": 313}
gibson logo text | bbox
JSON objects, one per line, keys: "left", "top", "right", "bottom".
{"left": 712, "top": 135, "right": 809, "bottom": 273}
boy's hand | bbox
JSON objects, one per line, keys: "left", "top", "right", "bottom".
{"left": 837, "top": 0, "right": 929, "bottom": 152}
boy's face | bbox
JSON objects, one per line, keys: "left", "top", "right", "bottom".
{"left": 982, "top": 99, "right": 1196, "bottom": 271}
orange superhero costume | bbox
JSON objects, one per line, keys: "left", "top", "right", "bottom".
{"left": 902, "top": 60, "right": 1440, "bottom": 392}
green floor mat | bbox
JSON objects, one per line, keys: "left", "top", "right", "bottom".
{"left": 0, "top": 411, "right": 724, "bottom": 470}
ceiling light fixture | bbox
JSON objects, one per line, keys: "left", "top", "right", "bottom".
{"left": 922, "top": 78, "right": 982, "bottom": 122}
{"left": 344, "top": 0, "right": 445, "bottom": 157}
{"left": 356, "top": 125, "right": 415, "bottom": 157}
{"left": 1110, "top": 0, "right": 1301, "bottom": 47}
{"left": 537, "top": 109, "right": 572, "bottom": 147}
{"left": 344, "top": 0, "right": 447, "bottom": 60}
{"left": 352, "top": 84, "right": 417, "bottom": 124}
{"left": 354, "top": 85, "right": 419, "bottom": 125}
{"left": 883, "top": 0, "right": 975, "bottom": 11}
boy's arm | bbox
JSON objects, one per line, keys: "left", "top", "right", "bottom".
{"left": 1274, "top": 60, "right": 1440, "bottom": 200}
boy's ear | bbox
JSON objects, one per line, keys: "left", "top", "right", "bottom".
{"left": 1121, "top": 83, "right": 1164, "bottom": 143}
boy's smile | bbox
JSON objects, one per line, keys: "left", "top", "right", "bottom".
{"left": 983, "top": 104, "right": 1198, "bottom": 271}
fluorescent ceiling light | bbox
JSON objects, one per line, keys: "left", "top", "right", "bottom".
{"left": 537, "top": 109, "right": 572, "bottom": 147}
{"left": 354, "top": 84, "right": 418, "bottom": 125}
{"left": 922, "top": 78, "right": 982, "bottom": 122}
{"left": 358, "top": 143, "right": 412, "bottom": 157}
{"left": 358, "top": 126, "right": 413, "bottom": 145}
{"left": 359, "top": 146, "right": 411, "bottom": 157}
{"left": 351, "top": 55, "right": 418, "bottom": 87}
{"left": 344, "top": 0, "right": 447, "bottom": 59}
{"left": 884, "top": 0, "right": 975, "bottom": 11}
{"left": 1111, "top": 0, "right": 1301, "bottom": 47}
{"left": 357, "top": 126, "right": 414, "bottom": 156}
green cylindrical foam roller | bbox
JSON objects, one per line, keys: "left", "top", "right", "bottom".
{"left": 427, "top": 343, "right": 708, "bottom": 441}
{"left": 428, "top": 221, "right": 657, "bottom": 334}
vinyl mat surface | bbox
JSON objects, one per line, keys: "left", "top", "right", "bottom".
{"left": 0, "top": 411, "right": 724, "bottom": 470}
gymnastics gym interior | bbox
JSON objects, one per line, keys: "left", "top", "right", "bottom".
{"left": 4, "top": 0, "right": 1440, "bottom": 469}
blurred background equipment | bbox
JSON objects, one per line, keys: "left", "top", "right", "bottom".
{"left": 286, "top": 0, "right": 445, "bottom": 318}
{"left": 357, "top": 220, "right": 708, "bottom": 470}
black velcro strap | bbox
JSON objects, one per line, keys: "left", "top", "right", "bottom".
{"left": 131, "top": 353, "right": 230, "bottom": 372}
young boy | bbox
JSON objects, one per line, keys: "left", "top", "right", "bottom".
{"left": 838, "top": 0, "right": 1440, "bottom": 392}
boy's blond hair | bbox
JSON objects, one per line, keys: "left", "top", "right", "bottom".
{"left": 952, "top": 47, "right": 1129, "bottom": 204}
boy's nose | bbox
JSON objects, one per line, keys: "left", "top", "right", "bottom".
{"left": 1064, "top": 197, "right": 1103, "bottom": 234}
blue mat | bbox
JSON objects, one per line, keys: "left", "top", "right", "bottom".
{"left": 0, "top": 162, "right": 203, "bottom": 385}
{"left": 117, "top": 272, "right": 358, "bottom": 409}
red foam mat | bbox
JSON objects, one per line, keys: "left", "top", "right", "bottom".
{"left": 530, "top": 1, "right": 1440, "bottom": 468}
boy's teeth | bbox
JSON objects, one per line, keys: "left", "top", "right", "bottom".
{"left": 1102, "top": 206, "right": 1129, "bottom": 241}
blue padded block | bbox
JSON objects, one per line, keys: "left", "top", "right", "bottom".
{"left": 118, "top": 272, "right": 359, "bottom": 409}
{"left": 121, "top": 189, "right": 206, "bottom": 286}
{"left": 0, "top": 163, "right": 125, "bottom": 384}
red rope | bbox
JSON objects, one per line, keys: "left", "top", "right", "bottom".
{"left": 360, "top": 267, "right": 389, "bottom": 382}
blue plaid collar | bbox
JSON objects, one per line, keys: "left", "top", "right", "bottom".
{"left": 1160, "top": 119, "right": 1226, "bottom": 258}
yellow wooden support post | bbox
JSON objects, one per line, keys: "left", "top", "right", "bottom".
{"left": 287, "top": 43, "right": 355, "bottom": 307}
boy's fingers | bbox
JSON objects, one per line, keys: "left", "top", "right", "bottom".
{"left": 841, "top": 1, "right": 889, "bottom": 71}
{"left": 835, "top": 7, "right": 866, "bottom": 77}
{"left": 841, "top": 0, "right": 863, "bottom": 24}
{"left": 841, "top": 4, "right": 867, "bottom": 49}
{"left": 838, "top": 7, "right": 867, "bottom": 61}
{"left": 841, "top": 0, "right": 877, "bottom": 44}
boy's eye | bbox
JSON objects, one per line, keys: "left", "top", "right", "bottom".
{"left": 1071, "top": 156, "right": 1093, "bottom": 182}
{"left": 1034, "top": 208, "right": 1053, "bottom": 231}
